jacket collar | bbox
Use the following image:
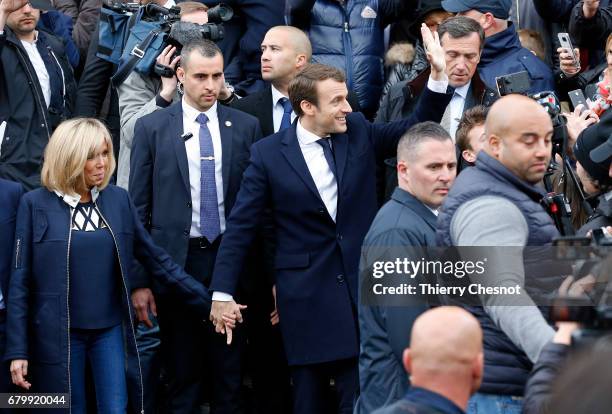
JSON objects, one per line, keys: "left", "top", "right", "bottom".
{"left": 475, "top": 151, "right": 546, "bottom": 202}
{"left": 54, "top": 187, "right": 100, "bottom": 208}
{"left": 479, "top": 22, "right": 522, "bottom": 66}
{"left": 390, "top": 187, "right": 438, "bottom": 229}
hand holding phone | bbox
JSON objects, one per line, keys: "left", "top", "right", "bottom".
{"left": 558, "top": 33, "right": 580, "bottom": 75}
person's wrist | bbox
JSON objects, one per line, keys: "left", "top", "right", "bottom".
{"left": 430, "top": 68, "right": 444, "bottom": 81}
{"left": 159, "top": 88, "right": 174, "bottom": 103}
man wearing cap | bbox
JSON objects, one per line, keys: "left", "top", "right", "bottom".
{"left": 0, "top": 0, "right": 76, "bottom": 190}
{"left": 574, "top": 115, "right": 612, "bottom": 235}
{"left": 441, "top": 0, "right": 555, "bottom": 95}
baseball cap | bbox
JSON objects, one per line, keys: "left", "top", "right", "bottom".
{"left": 29, "top": 0, "right": 55, "bottom": 10}
{"left": 441, "top": 0, "right": 511, "bottom": 19}
{"left": 590, "top": 135, "right": 612, "bottom": 163}
{"left": 574, "top": 130, "right": 612, "bottom": 185}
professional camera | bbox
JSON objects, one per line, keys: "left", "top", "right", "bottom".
{"left": 99, "top": 0, "right": 233, "bottom": 84}
{"left": 550, "top": 233, "right": 612, "bottom": 347}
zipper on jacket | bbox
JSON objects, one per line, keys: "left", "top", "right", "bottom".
{"left": 14, "top": 238, "right": 21, "bottom": 269}
{"left": 94, "top": 202, "right": 145, "bottom": 414}
{"left": 47, "top": 46, "right": 67, "bottom": 114}
{"left": 66, "top": 207, "right": 75, "bottom": 413}
{"left": 341, "top": 6, "right": 354, "bottom": 90}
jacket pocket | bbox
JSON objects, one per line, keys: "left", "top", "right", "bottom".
{"left": 274, "top": 253, "right": 310, "bottom": 270}
{"left": 33, "top": 210, "right": 48, "bottom": 243}
{"left": 30, "top": 293, "right": 61, "bottom": 364}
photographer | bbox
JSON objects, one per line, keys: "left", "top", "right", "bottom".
{"left": 523, "top": 254, "right": 612, "bottom": 414}
{"left": 573, "top": 115, "right": 612, "bottom": 235}
{"left": 117, "top": 1, "right": 235, "bottom": 189}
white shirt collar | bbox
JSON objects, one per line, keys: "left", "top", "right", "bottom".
{"left": 271, "top": 84, "right": 288, "bottom": 106}
{"left": 296, "top": 118, "right": 326, "bottom": 145}
{"left": 182, "top": 98, "right": 218, "bottom": 123}
{"left": 54, "top": 187, "right": 100, "bottom": 208}
{"left": 454, "top": 80, "right": 471, "bottom": 99}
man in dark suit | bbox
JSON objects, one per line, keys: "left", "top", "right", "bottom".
{"left": 356, "top": 122, "right": 457, "bottom": 413}
{"left": 208, "top": 25, "right": 452, "bottom": 413}
{"left": 0, "top": 178, "right": 23, "bottom": 403}
{"left": 129, "top": 39, "right": 261, "bottom": 414}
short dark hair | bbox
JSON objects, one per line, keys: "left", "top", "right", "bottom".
{"left": 437, "top": 16, "right": 485, "bottom": 51}
{"left": 180, "top": 39, "right": 222, "bottom": 69}
{"left": 456, "top": 106, "right": 488, "bottom": 152}
{"left": 397, "top": 121, "right": 452, "bottom": 161}
{"left": 288, "top": 63, "right": 345, "bottom": 117}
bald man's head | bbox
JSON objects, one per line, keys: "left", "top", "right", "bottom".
{"left": 261, "top": 26, "right": 312, "bottom": 85}
{"left": 484, "top": 94, "right": 553, "bottom": 184}
{"left": 404, "top": 307, "right": 483, "bottom": 396}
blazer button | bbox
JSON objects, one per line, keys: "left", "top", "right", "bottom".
{"left": 183, "top": 229, "right": 189, "bottom": 236}
{"left": 318, "top": 207, "right": 326, "bottom": 215}
{"left": 336, "top": 274, "right": 344, "bottom": 283}
{"left": 337, "top": 233, "right": 343, "bottom": 241}
{"left": 187, "top": 201, "right": 192, "bottom": 208}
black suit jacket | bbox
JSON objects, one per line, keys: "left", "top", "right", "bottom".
{"left": 231, "top": 86, "right": 363, "bottom": 137}
{"left": 129, "top": 101, "right": 262, "bottom": 292}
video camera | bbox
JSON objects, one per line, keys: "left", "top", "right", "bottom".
{"left": 99, "top": 0, "right": 233, "bottom": 86}
{"left": 550, "top": 229, "right": 612, "bottom": 347}
{"left": 141, "top": 2, "right": 233, "bottom": 44}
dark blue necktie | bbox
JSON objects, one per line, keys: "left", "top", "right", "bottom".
{"left": 195, "top": 113, "right": 220, "bottom": 243}
{"left": 316, "top": 138, "right": 337, "bottom": 179}
{"left": 278, "top": 97, "right": 293, "bottom": 131}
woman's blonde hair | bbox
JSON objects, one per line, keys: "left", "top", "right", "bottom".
{"left": 41, "top": 118, "right": 116, "bottom": 195}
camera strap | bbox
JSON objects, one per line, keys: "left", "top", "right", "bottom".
{"left": 111, "top": 28, "right": 162, "bottom": 87}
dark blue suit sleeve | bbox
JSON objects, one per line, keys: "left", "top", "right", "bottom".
{"left": 127, "top": 192, "right": 211, "bottom": 316}
{"left": 210, "top": 143, "right": 270, "bottom": 296}
{"left": 370, "top": 85, "right": 453, "bottom": 161}
{"left": 5, "top": 197, "right": 33, "bottom": 362}
{"left": 128, "top": 117, "right": 154, "bottom": 290}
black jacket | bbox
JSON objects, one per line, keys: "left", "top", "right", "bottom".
{"left": 523, "top": 342, "right": 569, "bottom": 414}
{"left": 74, "top": 25, "right": 120, "bottom": 158}
{"left": 0, "top": 28, "right": 76, "bottom": 190}
{"left": 569, "top": 1, "right": 612, "bottom": 49}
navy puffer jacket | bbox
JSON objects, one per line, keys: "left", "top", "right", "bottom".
{"left": 290, "top": 0, "right": 409, "bottom": 117}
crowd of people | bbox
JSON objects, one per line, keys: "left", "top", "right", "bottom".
{"left": 1, "top": 0, "right": 612, "bottom": 413}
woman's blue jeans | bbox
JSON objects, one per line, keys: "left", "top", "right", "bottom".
{"left": 69, "top": 324, "right": 128, "bottom": 414}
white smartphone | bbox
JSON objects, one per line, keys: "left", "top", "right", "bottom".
{"left": 558, "top": 32, "right": 580, "bottom": 71}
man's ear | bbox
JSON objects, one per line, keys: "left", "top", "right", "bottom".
{"left": 487, "top": 134, "right": 501, "bottom": 157}
{"left": 482, "top": 12, "right": 495, "bottom": 31}
{"left": 295, "top": 54, "right": 308, "bottom": 70}
{"left": 301, "top": 100, "right": 315, "bottom": 116}
{"left": 471, "top": 352, "right": 484, "bottom": 393}
{"left": 176, "top": 66, "right": 185, "bottom": 83}
{"left": 462, "top": 149, "right": 476, "bottom": 164}
{"left": 402, "top": 348, "right": 412, "bottom": 374}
